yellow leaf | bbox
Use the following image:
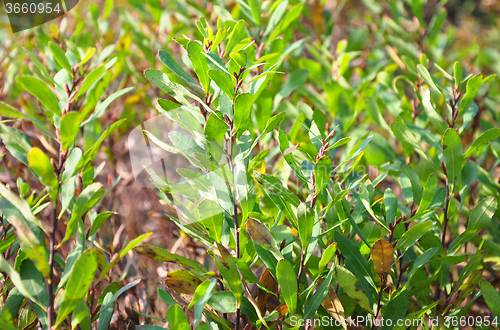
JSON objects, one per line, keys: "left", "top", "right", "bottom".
{"left": 245, "top": 218, "right": 275, "bottom": 248}
{"left": 370, "top": 239, "right": 394, "bottom": 275}
{"left": 163, "top": 279, "right": 198, "bottom": 295}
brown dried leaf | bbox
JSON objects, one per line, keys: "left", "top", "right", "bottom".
{"left": 276, "top": 302, "right": 288, "bottom": 317}
{"left": 322, "top": 285, "right": 347, "bottom": 330}
{"left": 257, "top": 269, "right": 278, "bottom": 314}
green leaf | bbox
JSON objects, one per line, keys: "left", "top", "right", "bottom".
{"left": 335, "top": 265, "right": 372, "bottom": 312}
{"left": 480, "top": 280, "right": 500, "bottom": 316}
{"left": 421, "top": 88, "right": 447, "bottom": 135}
{"left": 19, "top": 259, "right": 48, "bottom": 307}
{"left": 303, "top": 266, "right": 334, "bottom": 320}
{"left": 71, "top": 298, "right": 91, "bottom": 330}
{"left": 262, "top": 112, "right": 286, "bottom": 135}
{"left": 0, "top": 122, "right": 32, "bottom": 165}
{"left": 391, "top": 122, "right": 434, "bottom": 167}
{"left": 209, "top": 69, "right": 235, "bottom": 99}
{"left": 99, "top": 232, "right": 152, "bottom": 281}
{"left": 80, "top": 47, "right": 96, "bottom": 65}
{"left": 417, "top": 64, "right": 440, "bottom": 93}
{"left": 318, "top": 243, "right": 337, "bottom": 275}
{"left": 297, "top": 203, "right": 315, "bottom": 250}
{"left": 48, "top": 41, "right": 73, "bottom": 74}
{"left": 187, "top": 41, "right": 210, "bottom": 93}
{"left": 467, "top": 196, "right": 497, "bottom": 232}
{"left": 410, "top": 249, "right": 439, "bottom": 284}
{"left": 248, "top": 0, "right": 261, "bottom": 26}
{"left": 28, "top": 147, "right": 59, "bottom": 203}
{"left": 205, "top": 112, "right": 228, "bottom": 142}
{"left": 80, "top": 119, "right": 126, "bottom": 167}
{"left": 0, "top": 182, "right": 45, "bottom": 232}
{"left": 208, "top": 291, "right": 237, "bottom": 313}
{"left": 195, "top": 17, "right": 209, "bottom": 39}
{"left": 75, "top": 65, "right": 106, "bottom": 99}
{"left": 89, "top": 212, "right": 116, "bottom": 237}
{"left": 158, "top": 288, "right": 176, "bottom": 306}
{"left": 0, "top": 102, "right": 46, "bottom": 135}
{"left": 9, "top": 216, "right": 50, "bottom": 278}
{"left": 240, "top": 112, "right": 286, "bottom": 160}
{"left": 384, "top": 188, "right": 397, "bottom": 226}
{"left": 60, "top": 112, "right": 82, "bottom": 150}
{"left": 464, "top": 128, "right": 500, "bottom": 158}
{"left": 263, "top": 0, "right": 288, "bottom": 38}
{"left": 381, "top": 289, "right": 409, "bottom": 330}
{"left": 418, "top": 174, "right": 437, "bottom": 214}
{"left": 55, "top": 251, "right": 98, "bottom": 327}
{"left": 193, "top": 279, "right": 217, "bottom": 329}
{"left": 213, "top": 243, "right": 243, "bottom": 306}
{"left": 334, "top": 232, "right": 376, "bottom": 291}
{"left": 392, "top": 302, "right": 439, "bottom": 330}
{"left": 23, "top": 47, "right": 55, "bottom": 83}
{"left": 80, "top": 87, "right": 134, "bottom": 126}
{"left": 166, "top": 305, "right": 191, "bottom": 330}
{"left": 211, "top": 28, "right": 227, "bottom": 51}
{"left": 278, "top": 128, "right": 308, "bottom": 183}
{"left": 276, "top": 260, "right": 297, "bottom": 315}
{"left": 134, "top": 244, "right": 207, "bottom": 271}
{"left": 254, "top": 172, "right": 300, "bottom": 207}
{"left": 97, "top": 280, "right": 141, "bottom": 316}
{"left": 458, "top": 74, "right": 482, "bottom": 117}
{"left": 454, "top": 62, "right": 462, "bottom": 87}
{"left": 159, "top": 50, "right": 198, "bottom": 85}
{"left": 268, "top": 3, "right": 304, "bottom": 41}
{"left": 97, "top": 292, "right": 113, "bottom": 330}
{"left": 60, "top": 183, "right": 104, "bottom": 246}
{"left": 144, "top": 69, "right": 209, "bottom": 112}
{"left": 16, "top": 76, "right": 60, "bottom": 115}
{"left": 314, "top": 156, "right": 332, "bottom": 195}
{"left": 0, "top": 255, "right": 38, "bottom": 305}
{"left": 225, "top": 20, "right": 245, "bottom": 54}
{"left": 411, "top": 0, "right": 423, "bottom": 23}
{"left": 442, "top": 128, "right": 463, "bottom": 193}
{"left": 395, "top": 221, "right": 433, "bottom": 249}
{"left": 233, "top": 92, "right": 253, "bottom": 133}
{"left": 199, "top": 200, "right": 224, "bottom": 243}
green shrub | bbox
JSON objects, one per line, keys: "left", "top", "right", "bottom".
{"left": 1, "top": 0, "right": 500, "bottom": 329}
{"left": 133, "top": 1, "right": 500, "bottom": 330}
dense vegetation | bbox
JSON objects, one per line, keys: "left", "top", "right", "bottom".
{"left": 0, "top": 0, "right": 500, "bottom": 329}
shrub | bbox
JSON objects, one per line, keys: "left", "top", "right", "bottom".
{"left": 1, "top": 0, "right": 500, "bottom": 329}
{"left": 133, "top": 1, "right": 500, "bottom": 330}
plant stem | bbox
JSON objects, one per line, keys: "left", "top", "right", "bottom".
{"left": 46, "top": 206, "right": 57, "bottom": 329}
{"left": 371, "top": 288, "right": 384, "bottom": 330}
{"left": 229, "top": 77, "right": 241, "bottom": 330}
{"left": 441, "top": 173, "right": 450, "bottom": 250}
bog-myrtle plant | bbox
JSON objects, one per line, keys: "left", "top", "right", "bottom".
{"left": 0, "top": 34, "right": 149, "bottom": 329}
{"left": 132, "top": 1, "right": 500, "bottom": 330}
{"left": 0, "top": 0, "right": 500, "bottom": 329}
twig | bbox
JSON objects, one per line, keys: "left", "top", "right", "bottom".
{"left": 441, "top": 161, "right": 450, "bottom": 249}
{"left": 46, "top": 207, "right": 57, "bottom": 329}
{"left": 371, "top": 288, "right": 384, "bottom": 330}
